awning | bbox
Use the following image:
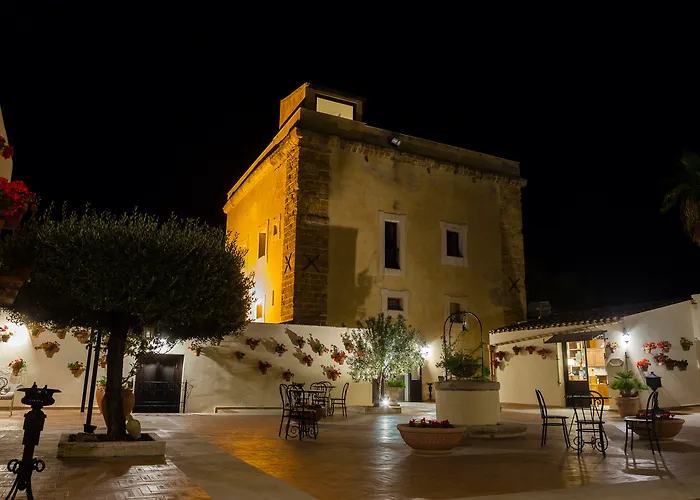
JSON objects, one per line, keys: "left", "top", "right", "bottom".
{"left": 544, "top": 330, "right": 607, "bottom": 344}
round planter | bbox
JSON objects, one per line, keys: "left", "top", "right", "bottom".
{"left": 633, "top": 418, "right": 685, "bottom": 440}
{"left": 98, "top": 388, "right": 136, "bottom": 428}
{"left": 387, "top": 386, "right": 403, "bottom": 404}
{"left": 397, "top": 424, "right": 466, "bottom": 456}
{"left": 615, "top": 396, "right": 639, "bottom": 417}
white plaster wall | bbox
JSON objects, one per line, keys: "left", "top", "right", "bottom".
{"left": 0, "top": 106, "right": 13, "bottom": 180}
{"left": 0, "top": 317, "right": 372, "bottom": 412}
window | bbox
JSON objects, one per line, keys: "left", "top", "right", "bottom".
{"left": 316, "top": 95, "right": 355, "bottom": 120}
{"left": 449, "top": 302, "right": 461, "bottom": 316}
{"left": 258, "top": 232, "right": 267, "bottom": 259}
{"left": 379, "top": 212, "right": 406, "bottom": 276}
{"left": 445, "top": 296, "right": 468, "bottom": 321}
{"left": 255, "top": 304, "right": 263, "bottom": 321}
{"left": 381, "top": 289, "right": 409, "bottom": 317}
{"left": 440, "top": 221, "right": 467, "bottom": 267}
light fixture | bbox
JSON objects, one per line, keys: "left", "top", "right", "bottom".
{"left": 622, "top": 327, "right": 630, "bottom": 344}
{"left": 461, "top": 313, "right": 469, "bottom": 333}
{"left": 389, "top": 137, "right": 401, "bottom": 147}
{"left": 420, "top": 346, "right": 431, "bottom": 359}
{"left": 382, "top": 397, "right": 390, "bottom": 407}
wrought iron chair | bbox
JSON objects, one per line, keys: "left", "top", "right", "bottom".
{"left": 0, "top": 377, "right": 22, "bottom": 417}
{"left": 330, "top": 382, "right": 350, "bottom": 417}
{"left": 285, "top": 386, "right": 319, "bottom": 441}
{"left": 535, "top": 389, "right": 570, "bottom": 447}
{"left": 572, "top": 390, "right": 608, "bottom": 457}
{"left": 624, "top": 391, "right": 661, "bottom": 454}
{"left": 310, "top": 381, "right": 331, "bottom": 408}
{"left": 278, "top": 383, "right": 291, "bottom": 437}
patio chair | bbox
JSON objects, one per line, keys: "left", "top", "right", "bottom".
{"left": 330, "top": 382, "right": 349, "bottom": 417}
{"left": 285, "top": 386, "right": 319, "bottom": 441}
{"left": 572, "top": 390, "right": 608, "bottom": 457}
{"left": 310, "top": 381, "right": 332, "bottom": 407}
{"left": 624, "top": 391, "right": 661, "bottom": 455}
{"left": 278, "top": 383, "right": 291, "bottom": 437}
{"left": 0, "top": 377, "right": 21, "bottom": 417}
{"left": 535, "top": 389, "right": 570, "bottom": 448}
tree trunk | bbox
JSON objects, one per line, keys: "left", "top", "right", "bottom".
{"left": 378, "top": 373, "right": 386, "bottom": 402}
{"left": 105, "top": 323, "right": 128, "bottom": 440}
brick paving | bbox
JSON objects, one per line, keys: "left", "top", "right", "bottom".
{"left": 1, "top": 405, "right": 700, "bottom": 498}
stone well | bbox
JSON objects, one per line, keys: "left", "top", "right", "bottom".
{"left": 435, "top": 380, "right": 500, "bottom": 426}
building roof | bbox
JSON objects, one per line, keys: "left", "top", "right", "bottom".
{"left": 490, "top": 297, "right": 689, "bottom": 334}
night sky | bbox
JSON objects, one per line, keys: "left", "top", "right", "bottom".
{"left": 3, "top": 6, "right": 699, "bottom": 312}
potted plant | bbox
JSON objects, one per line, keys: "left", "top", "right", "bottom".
{"left": 436, "top": 350, "right": 481, "bottom": 380}
{"left": 8, "top": 359, "right": 25, "bottom": 377}
{"left": 282, "top": 369, "right": 294, "bottom": 382}
{"left": 605, "top": 341, "right": 619, "bottom": 353}
{"left": 654, "top": 353, "right": 667, "bottom": 366}
{"left": 0, "top": 325, "right": 13, "bottom": 342}
{"left": 633, "top": 409, "right": 685, "bottom": 439}
{"left": 386, "top": 379, "right": 405, "bottom": 404}
{"left": 189, "top": 341, "right": 202, "bottom": 356}
{"left": 54, "top": 328, "right": 67, "bottom": 339}
{"left": 34, "top": 340, "right": 60, "bottom": 358}
{"left": 99, "top": 355, "right": 107, "bottom": 368}
{"left": 68, "top": 361, "right": 84, "bottom": 377}
{"left": 636, "top": 358, "right": 651, "bottom": 372}
{"left": 71, "top": 327, "right": 90, "bottom": 344}
{"left": 301, "top": 354, "right": 314, "bottom": 367}
{"left": 292, "top": 337, "right": 306, "bottom": 349}
{"left": 536, "top": 348, "right": 552, "bottom": 359}
{"left": 525, "top": 345, "right": 537, "bottom": 355}
{"left": 658, "top": 341, "right": 672, "bottom": 353}
{"left": 397, "top": 418, "right": 465, "bottom": 456}
{"left": 258, "top": 360, "right": 272, "bottom": 374}
{"left": 680, "top": 337, "right": 693, "bottom": 351}
{"left": 95, "top": 376, "right": 136, "bottom": 429}
{"left": 330, "top": 346, "right": 347, "bottom": 365}
{"left": 26, "top": 322, "right": 44, "bottom": 338}
{"left": 323, "top": 365, "right": 341, "bottom": 381}
{"left": 643, "top": 342, "right": 657, "bottom": 354}
{"left": 309, "top": 336, "right": 329, "bottom": 356}
{"left": 246, "top": 337, "right": 261, "bottom": 350}
{"left": 610, "top": 370, "right": 648, "bottom": 417}
{"left": 494, "top": 351, "right": 506, "bottom": 361}
{"left": 664, "top": 358, "right": 677, "bottom": 370}
{"left": 0, "top": 176, "right": 37, "bottom": 230}
{"left": 512, "top": 345, "right": 523, "bottom": 355}
{"left": 233, "top": 350, "right": 246, "bottom": 361}
{"left": 274, "top": 342, "right": 288, "bottom": 356}
{"left": 0, "top": 135, "right": 15, "bottom": 160}
{"left": 677, "top": 359, "right": 689, "bottom": 371}
{"left": 342, "top": 337, "right": 354, "bottom": 353}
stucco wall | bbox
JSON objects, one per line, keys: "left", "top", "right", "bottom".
{"left": 0, "top": 316, "right": 371, "bottom": 412}
{"left": 0, "top": 106, "right": 13, "bottom": 180}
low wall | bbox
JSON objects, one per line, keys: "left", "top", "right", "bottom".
{"left": 0, "top": 315, "right": 372, "bottom": 412}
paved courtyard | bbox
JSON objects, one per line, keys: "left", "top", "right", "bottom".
{"left": 1, "top": 403, "right": 700, "bottom": 499}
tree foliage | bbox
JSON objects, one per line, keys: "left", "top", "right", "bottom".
{"left": 343, "top": 313, "right": 425, "bottom": 403}
{"left": 0, "top": 207, "right": 253, "bottom": 438}
{"left": 661, "top": 150, "right": 700, "bottom": 246}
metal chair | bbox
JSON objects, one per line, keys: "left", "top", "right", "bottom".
{"left": 310, "top": 381, "right": 332, "bottom": 408}
{"left": 331, "top": 382, "right": 350, "bottom": 417}
{"left": 278, "top": 383, "right": 291, "bottom": 437}
{"left": 0, "top": 377, "right": 21, "bottom": 417}
{"left": 535, "top": 389, "right": 570, "bottom": 448}
{"left": 572, "top": 390, "right": 608, "bottom": 457}
{"left": 285, "top": 386, "right": 319, "bottom": 441}
{"left": 624, "top": 391, "right": 661, "bottom": 454}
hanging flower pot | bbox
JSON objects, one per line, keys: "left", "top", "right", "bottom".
{"left": 643, "top": 342, "right": 657, "bottom": 354}
{"left": 636, "top": 358, "right": 650, "bottom": 372}
{"left": 330, "top": 346, "right": 347, "bottom": 365}
{"left": 525, "top": 345, "right": 537, "bottom": 355}
{"left": 258, "top": 360, "right": 272, "bottom": 374}
{"left": 292, "top": 338, "right": 306, "bottom": 349}
{"left": 494, "top": 351, "right": 506, "bottom": 361}
{"left": 71, "top": 327, "right": 91, "bottom": 344}
{"left": 654, "top": 353, "right": 667, "bottom": 366}
{"left": 189, "top": 341, "right": 202, "bottom": 357}
{"left": 8, "top": 359, "right": 25, "bottom": 377}
{"left": 309, "top": 337, "right": 329, "bottom": 356}
{"left": 680, "top": 337, "right": 693, "bottom": 351}
{"left": 274, "top": 342, "right": 288, "bottom": 357}
{"left": 246, "top": 337, "right": 261, "bottom": 350}
{"left": 54, "top": 328, "right": 67, "bottom": 340}
{"left": 536, "top": 348, "right": 552, "bottom": 359}
{"left": 605, "top": 341, "right": 619, "bottom": 354}
{"left": 323, "top": 365, "right": 341, "bottom": 381}
{"left": 301, "top": 354, "right": 314, "bottom": 367}
{"left": 658, "top": 341, "right": 672, "bottom": 353}
{"left": 664, "top": 358, "right": 677, "bottom": 371}
{"left": 343, "top": 340, "right": 354, "bottom": 353}
{"left": 233, "top": 350, "right": 245, "bottom": 361}
{"left": 282, "top": 369, "right": 294, "bottom": 382}
{"left": 26, "top": 322, "right": 45, "bottom": 339}
{"left": 0, "top": 325, "right": 13, "bottom": 343}
{"left": 68, "top": 361, "right": 84, "bottom": 377}
{"left": 677, "top": 359, "right": 689, "bottom": 371}
{"left": 99, "top": 355, "right": 107, "bottom": 368}
{"left": 35, "top": 341, "right": 60, "bottom": 358}
{"left": 512, "top": 345, "right": 523, "bottom": 355}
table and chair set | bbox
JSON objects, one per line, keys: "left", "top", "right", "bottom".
{"left": 279, "top": 381, "right": 350, "bottom": 440}
{"left": 536, "top": 388, "right": 662, "bottom": 457}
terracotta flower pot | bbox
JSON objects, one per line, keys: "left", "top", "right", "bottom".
{"left": 1, "top": 334, "right": 10, "bottom": 342}
{"left": 45, "top": 348, "right": 59, "bottom": 358}
{"left": 633, "top": 418, "right": 685, "bottom": 440}
{"left": 75, "top": 334, "right": 89, "bottom": 344}
{"left": 56, "top": 331, "right": 66, "bottom": 339}
{"left": 70, "top": 368, "right": 83, "bottom": 377}
{"left": 615, "top": 396, "right": 639, "bottom": 417}
{"left": 98, "top": 388, "right": 136, "bottom": 429}
{"left": 397, "top": 424, "right": 466, "bottom": 456}
{"left": 11, "top": 367, "right": 21, "bottom": 377}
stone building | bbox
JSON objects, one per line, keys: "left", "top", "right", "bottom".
{"left": 224, "top": 83, "right": 526, "bottom": 396}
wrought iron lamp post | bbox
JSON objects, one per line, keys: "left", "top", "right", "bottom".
{"left": 645, "top": 371, "right": 662, "bottom": 414}
{"left": 5, "top": 383, "right": 61, "bottom": 500}
{"left": 441, "top": 311, "right": 484, "bottom": 380}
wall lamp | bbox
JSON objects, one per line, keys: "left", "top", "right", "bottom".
{"left": 389, "top": 137, "right": 401, "bottom": 147}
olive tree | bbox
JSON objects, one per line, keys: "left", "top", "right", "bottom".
{"left": 0, "top": 208, "right": 253, "bottom": 439}
{"left": 343, "top": 313, "right": 425, "bottom": 405}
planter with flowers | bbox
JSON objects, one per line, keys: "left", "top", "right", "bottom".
{"left": 512, "top": 345, "right": 523, "bottom": 355}
{"left": 0, "top": 135, "right": 15, "bottom": 160}
{"left": 35, "top": 341, "right": 60, "bottom": 358}
{"left": 633, "top": 410, "right": 685, "bottom": 440}
{"left": 274, "top": 342, "right": 288, "bottom": 357}
{"left": 233, "top": 350, "right": 246, "bottom": 361}
{"left": 0, "top": 325, "right": 13, "bottom": 342}
{"left": 654, "top": 353, "right": 667, "bottom": 366}
{"left": 301, "top": 354, "right": 314, "bottom": 367}
{"left": 343, "top": 339, "right": 354, "bottom": 353}
{"left": 292, "top": 338, "right": 306, "bottom": 349}
{"left": 54, "top": 328, "right": 67, "bottom": 339}
{"left": 605, "top": 341, "right": 619, "bottom": 354}
{"left": 636, "top": 358, "right": 651, "bottom": 372}
{"left": 536, "top": 348, "right": 552, "bottom": 359}
{"left": 643, "top": 342, "right": 657, "bottom": 354}
{"left": 494, "top": 351, "right": 507, "bottom": 361}
{"left": 330, "top": 347, "right": 347, "bottom": 365}
{"left": 664, "top": 358, "right": 677, "bottom": 371}
{"left": 246, "top": 337, "right": 261, "bottom": 350}
{"left": 309, "top": 336, "right": 329, "bottom": 356}
{"left": 189, "top": 341, "right": 202, "bottom": 356}
{"left": 323, "top": 365, "right": 341, "bottom": 381}
{"left": 8, "top": 359, "right": 26, "bottom": 377}
{"left": 525, "top": 345, "right": 537, "bottom": 355}
{"left": 99, "top": 355, "right": 107, "bottom": 368}
{"left": 71, "top": 327, "right": 90, "bottom": 344}
{"left": 26, "top": 322, "right": 44, "bottom": 339}
{"left": 282, "top": 369, "right": 294, "bottom": 382}
{"left": 680, "top": 337, "right": 694, "bottom": 351}
{"left": 397, "top": 418, "right": 465, "bottom": 456}
{"left": 258, "top": 360, "right": 272, "bottom": 375}
{"left": 658, "top": 341, "right": 672, "bottom": 353}
{"left": 0, "top": 176, "right": 37, "bottom": 231}
{"left": 68, "top": 361, "right": 85, "bottom": 377}
{"left": 677, "top": 359, "right": 689, "bottom": 371}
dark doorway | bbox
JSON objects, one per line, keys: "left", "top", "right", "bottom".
{"left": 134, "top": 354, "right": 184, "bottom": 413}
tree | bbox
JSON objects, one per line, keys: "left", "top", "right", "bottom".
{"left": 343, "top": 313, "right": 425, "bottom": 405}
{"left": 661, "top": 150, "right": 700, "bottom": 246}
{"left": 0, "top": 208, "right": 253, "bottom": 439}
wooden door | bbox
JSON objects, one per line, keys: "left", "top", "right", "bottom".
{"left": 134, "top": 354, "right": 184, "bottom": 413}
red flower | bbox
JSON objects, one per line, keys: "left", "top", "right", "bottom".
{"left": 1, "top": 146, "right": 14, "bottom": 159}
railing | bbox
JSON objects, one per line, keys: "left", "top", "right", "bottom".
{"left": 134, "top": 380, "right": 189, "bottom": 413}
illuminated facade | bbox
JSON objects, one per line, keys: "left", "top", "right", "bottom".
{"left": 224, "top": 83, "right": 526, "bottom": 393}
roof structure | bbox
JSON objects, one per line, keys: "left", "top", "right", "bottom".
{"left": 490, "top": 297, "right": 689, "bottom": 334}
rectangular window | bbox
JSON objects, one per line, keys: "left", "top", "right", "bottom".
{"left": 381, "top": 289, "right": 409, "bottom": 317}
{"left": 387, "top": 297, "right": 403, "bottom": 312}
{"left": 441, "top": 222, "right": 467, "bottom": 267}
{"left": 449, "top": 302, "right": 461, "bottom": 315}
{"left": 316, "top": 96, "right": 355, "bottom": 120}
{"left": 384, "top": 221, "right": 400, "bottom": 270}
{"left": 255, "top": 304, "right": 263, "bottom": 320}
{"left": 258, "top": 232, "right": 267, "bottom": 259}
